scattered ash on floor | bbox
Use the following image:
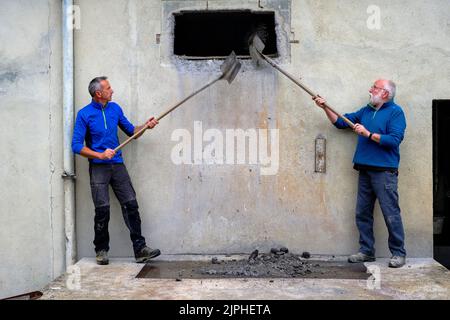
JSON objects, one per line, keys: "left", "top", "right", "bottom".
{"left": 198, "top": 248, "right": 329, "bottom": 278}
{"left": 136, "top": 248, "right": 368, "bottom": 280}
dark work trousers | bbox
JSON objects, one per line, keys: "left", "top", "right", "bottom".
{"left": 355, "top": 170, "right": 406, "bottom": 257}
{"left": 89, "top": 163, "right": 146, "bottom": 254}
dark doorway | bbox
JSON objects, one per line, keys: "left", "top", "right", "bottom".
{"left": 433, "top": 99, "right": 450, "bottom": 268}
{"left": 173, "top": 10, "right": 278, "bottom": 59}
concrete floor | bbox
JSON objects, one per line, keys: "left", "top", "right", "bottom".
{"left": 40, "top": 255, "right": 450, "bottom": 300}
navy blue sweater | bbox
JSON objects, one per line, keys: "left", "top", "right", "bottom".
{"left": 72, "top": 100, "right": 135, "bottom": 164}
{"left": 333, "top": 100, "right": 406, "bottom": 169}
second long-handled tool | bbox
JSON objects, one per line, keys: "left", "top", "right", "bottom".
{"left": 114, "top": 51, "right": 242, "bottom": 152}
{"left": 249, "top": 34, "right": 355, "bottom": 128}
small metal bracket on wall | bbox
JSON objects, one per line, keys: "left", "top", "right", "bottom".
{"left": 315, "top": 135, "right": 326, "bottom": 173}
{"left": 290, "top": 30, "right": 299, "bottom": 44}
{"left": 62, "top": 171, "right": 77, "bottom": 180}
{"left": 156, "top": 33, "right": 161, "bottom": 44}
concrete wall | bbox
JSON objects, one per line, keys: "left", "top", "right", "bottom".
{"left": 0, "top": 1, "right": 64, "bottom": 298}
{"left": 72, "top": 0, "right": 449, "bottom": 259}
{"left": 2, "top": 1, "right": 448, "bottom": 298}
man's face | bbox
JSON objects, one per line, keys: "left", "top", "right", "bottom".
{"left": 96, "top": 80, "right": 114, "bottom": 102}
{"left": 368, "top": 80, "right": 388, "bottom": 105}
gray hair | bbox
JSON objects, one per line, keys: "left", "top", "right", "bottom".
{"left": 383, "top": 80, "right": 396, "bottom": 100}
{"left": 88, "top": 76, "right": 108, "bottom": 97}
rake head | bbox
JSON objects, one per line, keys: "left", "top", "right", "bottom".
{"left": 248, "top": 34, "right": 266, "bottom": 68}
{"left": 220, "top": 51, "right": 242, "bottom": 84}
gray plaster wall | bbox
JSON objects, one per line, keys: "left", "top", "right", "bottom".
{"left": 0, "top": 1, "right": 64, "bottom": 298}
{"left": 73, "top": 0, "right": 449, "bottom": 259}
{"left": 1, "top": 0, "right": 448, "bottom": 298}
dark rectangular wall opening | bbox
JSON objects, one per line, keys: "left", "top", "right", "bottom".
{"left": 173, "top": 10, "right": 278, "bottom": 59}
{"left": 433, "top": 99, "right": 450, "bottom": 269}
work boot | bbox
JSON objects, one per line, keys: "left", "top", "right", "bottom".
{"left": 135, "top": 246, "right": 161, "bottom": 263}
{"left": 389, "top": 256, "right": 406, "bottom": 268}
{"left": 96, "top": 250, "right": 109, "bottom": 265}
{"left": 348, "top": 252, "right": 376, "bottom": 263}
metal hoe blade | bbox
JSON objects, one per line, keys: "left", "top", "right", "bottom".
{"left": 252, "top": 34, "right": 265, "bottom": 53}
{"left": 249, "top": 34, "right": 266, "bottom": 68}
{"left": 220, "top": 51, "right": 242, "bottom": 84}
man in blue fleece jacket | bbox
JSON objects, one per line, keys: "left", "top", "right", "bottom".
{"left": 313, "top": 79, "right": 407, "bottom": 268}
{"left": 72, "top": 76, "right": 160, "bottom": 265}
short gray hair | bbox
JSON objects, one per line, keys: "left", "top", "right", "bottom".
{"left": 88, "top": 76, "right": 108, "bottom": 97}
{"left": 383, "top": 80, "right": 396, "bottom": 100}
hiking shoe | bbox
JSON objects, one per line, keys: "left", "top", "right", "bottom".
{"left": 389, "top": 256, "right": 406, "bottom": 268}
{"left": 348, "top": 252, "right": 376, "bottom": 263}
{"left": 96, "top": 250, "right": 109, "bottom": 265}
{"left": 135, "top": 246, "right": 161, "bottom": 263}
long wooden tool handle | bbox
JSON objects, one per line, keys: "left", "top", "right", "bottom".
{"left": 114, "top": 75, "right": 222, "bottom": 152}
{"left": 259, "top": 53, "right": 355, "bottom": 128}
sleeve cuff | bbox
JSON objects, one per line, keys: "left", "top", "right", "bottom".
{"left": 72, "top": 145, "right": 83, "bottom": 154}
{"left": 378, "top": 135, "right": 397, "bottom": 148}
{"left": 333, "top": 118, "right": 347, "bottom": 129}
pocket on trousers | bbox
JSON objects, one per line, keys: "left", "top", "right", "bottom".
{"left": 129, "top": 181, "right": 136, "bottom": 197}
{"left": 385, "top": 183, "right": 395, "bottom": 190}
{"left": 384, "top": 171, "right": 398, "bottom": 190}
{"left": 90, "top": 183, "right": 109, "bottom": 208}
{"left": 386, "top": 214, "right": 402, "bottom": 226}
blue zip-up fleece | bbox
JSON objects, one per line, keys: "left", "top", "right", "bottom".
{"left": 334, "top": 100, "right": 406, "bottom": 169}
{"left": 72, "top": 100, "right": 135, "bottom": 164}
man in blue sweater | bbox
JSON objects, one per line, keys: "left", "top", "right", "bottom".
{"left": 313, "top": 79, "right": 407, "bottom": 268}
{"left": 72, "top": 76, "right": 160, "bottom": 265}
